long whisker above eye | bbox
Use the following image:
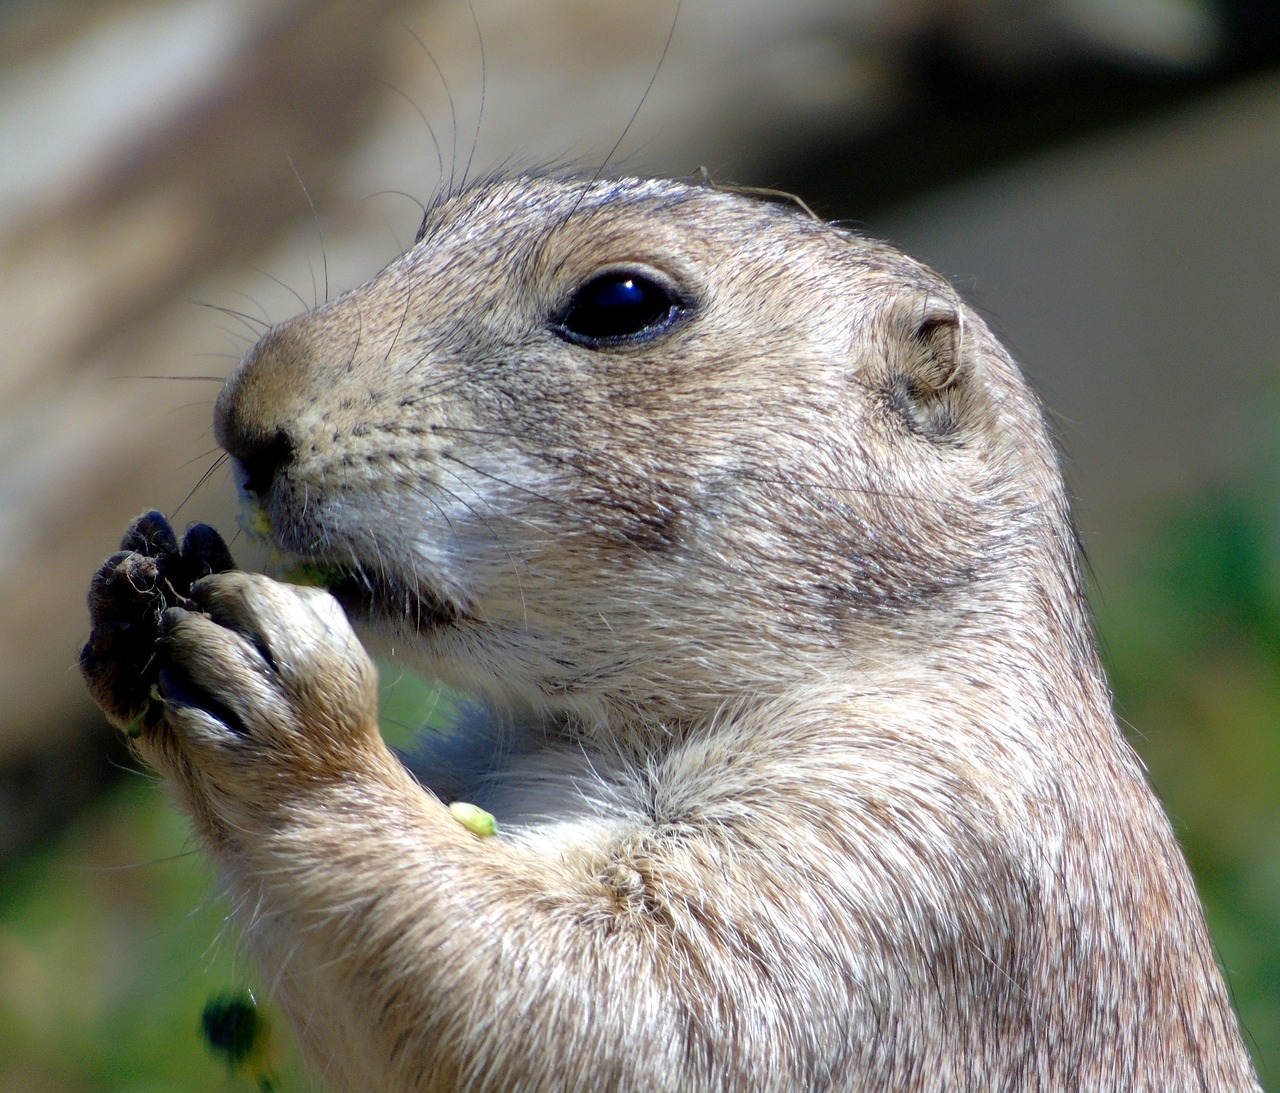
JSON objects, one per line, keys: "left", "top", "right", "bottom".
{"left": 561, "top": 1, "right": 682, "bottom": 227}
{"left": 402, "top": 24, "right": 460, "bottom": 201}
{"left": 461, "top": 1, "right": 486, "bottom": 192}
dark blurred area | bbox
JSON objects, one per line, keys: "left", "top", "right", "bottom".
{"left": 0, "top": 0, "right": 1277, "bottom": 1088}
{"left": 777, "top": 0, "right": 1280, "bottom": 212}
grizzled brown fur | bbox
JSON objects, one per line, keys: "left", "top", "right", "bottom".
{"left": 83, "top": 176, "right": 1259, "bottom": 1091}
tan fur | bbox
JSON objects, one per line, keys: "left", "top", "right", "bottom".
{"left": 87, "top": 176, "right": 1259, "bottom": 1090}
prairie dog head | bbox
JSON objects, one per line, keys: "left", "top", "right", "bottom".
{"left": 215, "top": 175, "right": 1072, "bottom": 726}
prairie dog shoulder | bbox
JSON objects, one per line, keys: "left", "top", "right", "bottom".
{"left": 85, "top": 174, "right": 1260, "bottom": 1091}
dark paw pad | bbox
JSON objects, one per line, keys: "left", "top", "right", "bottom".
{"left": 81, "top": 511, "right": 235, "bottom": 732}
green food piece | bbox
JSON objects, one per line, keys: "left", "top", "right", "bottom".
{"left": 238, "top": 503, "right": 274, "bottom": 540}
{"left": 282, "top": 562, "right": 352, "bottom": 590}
{"left": 449, "top": 801, "right": 499, "bottom": 838}
{"left": 124, "top": 709, "right": 147, "bottom": 739}
{"left": 124, "top": 685, "right": 165, "bottom": 738}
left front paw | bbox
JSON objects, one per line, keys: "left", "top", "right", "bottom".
{"left": 157, "top": 571, "right": 381, "bottom": 787}
{"left": 81, "top": 511, "right": 235, "bottom": 735}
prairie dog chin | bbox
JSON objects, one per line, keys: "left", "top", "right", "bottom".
{"left": 82, "top": 174, "right": 1259, "bottom": 1092}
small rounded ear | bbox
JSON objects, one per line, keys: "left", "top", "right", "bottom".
{"left": 909, "top": 304, "right": 964, "bottom": 397}
{"left": 882, "top": 292, "right": 967, "bottom": 437}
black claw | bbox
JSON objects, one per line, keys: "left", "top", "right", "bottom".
{"left": 120, "top": 510, "right": 180, "bottom": 557}
{"left": 174, "top": 523, "right": 236, "bottom": 587}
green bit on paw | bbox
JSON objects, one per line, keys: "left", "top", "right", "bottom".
{"left": 124, "top": 686, "right": 164, "bottom": 738}
{"left": 449, "top": 801, "right": 499, "bottom": 837}
{"left": 124, "top": 709, "right": 147, "bottom": 739}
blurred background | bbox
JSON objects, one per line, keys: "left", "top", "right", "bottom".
{"left": 1, "top": 0, "right": 1277, "bottom": 1088}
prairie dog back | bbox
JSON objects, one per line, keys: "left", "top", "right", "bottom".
{"left": 82, "top": 175, "right": 1260, "bottom": 1091}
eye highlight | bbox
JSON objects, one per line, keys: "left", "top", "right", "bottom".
{"left": 552, "top": 269, "right": 687, "bottom": 347}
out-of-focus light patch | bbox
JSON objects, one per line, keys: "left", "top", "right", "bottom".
{"left": 1065, "top": 0, "right": 1224, "bottom": 68}
{"left": 0, "top": 0, "right": 265, "bottom": 225}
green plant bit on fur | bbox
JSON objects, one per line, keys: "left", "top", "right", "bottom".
{"left": 449, "top": 801, "right": 499, "bottom": 838}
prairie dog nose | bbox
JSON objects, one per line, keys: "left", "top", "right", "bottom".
{"left": 214, "top": 324, "right": 311, "bottom": 497}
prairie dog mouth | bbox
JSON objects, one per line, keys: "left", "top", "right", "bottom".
{"left": 237, "top": 493, "right": 459, "bottom": 629}
{"left": 284, "top": 559, "right": 459, "bottom": 630}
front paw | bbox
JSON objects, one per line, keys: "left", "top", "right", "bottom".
{"left": 157, "top": 571, "right": 381, "bottom": 784}
{"left": 81, "top": 512, "right": 235, "bottom": 733}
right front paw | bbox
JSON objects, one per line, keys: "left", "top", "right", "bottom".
{"left": 81, "top": 511, "right": 234, "bottom": 734}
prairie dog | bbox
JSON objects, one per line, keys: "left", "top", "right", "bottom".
{"left": 82, "top": 175, "right": 1260, "bottom": 1091}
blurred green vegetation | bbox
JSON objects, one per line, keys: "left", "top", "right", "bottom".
{"left": 1096, "top": 431, "right": 1280, "bottom": 1085}
{"left": 0, "top": 668, "right": 453, "bottom": 1093}
{"left": 0, "top": 773, "right": 301, "bottom": 1092}
{"left": 3, "top": 461, "right": 1279, "bottom": 1089}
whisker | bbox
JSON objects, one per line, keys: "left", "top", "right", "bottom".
{"left": 177, "top": 446, "right": 228, "bottom": 472}
{"left": 561, "top": 1, "right": 682, "bottom": 227}
{"left": 439, "top": 451, "right": 598, "bottom": 530}
{"left": 116, "top": 375, "right": 226, "bottom": 383}
{"left": 427, "top": 471, "right": 530, "bottom": 627}
{"left": 246, "top": 266, "right": 312, "bottom": 316}
{"left": 173, "top": 452, "right": 232, "bottom": 519}
{"left": 404, "top": 24, "right": 460, "bottom": 199}
{"left": 192, "top": 299, "right": 273, "bottom": 337}
{"left": 286, "top": 153, "right": 328, "bottom": 307}
{"left": 461, "top": 1, "right": 487, "bottom": 191}
{"left": 381, "top": 72, "right": 446, "bottom": 193}
{"left": 387, "top": 278, "right": 417, "bottom": 364}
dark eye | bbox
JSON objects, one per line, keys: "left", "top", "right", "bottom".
{"left": 552, "top": 269, "right": 686, "bottom": 347}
